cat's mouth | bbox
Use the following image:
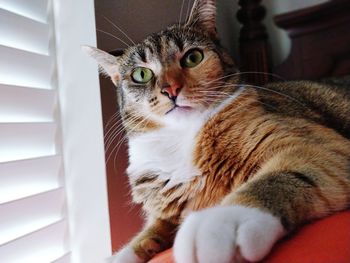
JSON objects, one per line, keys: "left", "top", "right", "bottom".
{"left": 165, "top": 104, "right": 193, "bottom": 115}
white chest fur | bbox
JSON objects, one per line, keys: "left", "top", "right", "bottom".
{"left": 127, "top": 89, "right": 245, "bottom": 188}
{"left": 127, "top": 112, "right": 209, "bottom": 188}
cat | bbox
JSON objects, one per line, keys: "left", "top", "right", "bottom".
{"left": 83, "top": 0, "right": 350, "bottom": 262}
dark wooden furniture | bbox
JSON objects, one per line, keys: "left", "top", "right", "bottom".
{"left": 238, "top": 0, "right": 350, "bottom": 83}
{"left": 237, "top": 0, "right": 271, "bottom": 84}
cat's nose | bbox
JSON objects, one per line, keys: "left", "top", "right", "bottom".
{"left": 161, "top": 83, "right": 182, "bottom": 100}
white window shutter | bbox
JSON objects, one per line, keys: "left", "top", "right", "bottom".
{"left": 0, "top": 0, "right": 111, "bottom": 262}
{"left": 0, "top": 0, "right": 69, "bottom": 262}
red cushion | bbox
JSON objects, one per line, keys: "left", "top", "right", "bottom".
{"left": 149, "top": 211, "right": 350, "bottom": 263}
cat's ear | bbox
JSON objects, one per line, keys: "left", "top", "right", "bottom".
{"left": 82, "top": 45, "right": 122, "bottom": 81}
{"left": 186, "top": 0, "right": 217, "bottom": 39}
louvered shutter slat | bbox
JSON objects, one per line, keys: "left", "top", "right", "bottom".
{"left": 0, "top": 188, "right": 65, "bottom": 245}
{"left": 0, "top": 156, "right": 61, "bottom": 203}
{"left": 0, "top": 84, "right": 55, "bottom": 123}
{"left": 0, "top": 0, "right": 48, "bottom": 23}
{"left": 0, "top": 123, "right": 56, "bottom": 163}
{"left": 0, "top": 45, "right": 51, "bottom": 89}
{"left": 0, "top": 220, "right": 68, "bottom": 263}
{"left": 53, "top": 253, "right": 71, "bottom": 263}
{"left": 0, "top": 8, "right": 49, "bottom": 54}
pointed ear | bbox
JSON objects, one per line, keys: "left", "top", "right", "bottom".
{"left": 82, "top": 45, "right": 122, "bottom": 81}
{"left": 186, "top": 0, "right": 217, "bottom": 39}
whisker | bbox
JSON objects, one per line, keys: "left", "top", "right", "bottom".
{"left": 185, "top": 0, "right": 192, "bottom": 22}
{"left": 201, "top": 71, "right": 285, "bottom": 87}
{"left": 107, "top": 114, "right": 152, "bottom": 168}
{"left": 105, "top": 122, "right": 124, "bottom": 148}
{"left": 179, "top": 0, "right": 186, "bottom": 24}
{"left": 192, "top": 89, "right": 282, "bottom": 112}
{"left": 243, "top": 84, "right": 306, "bottom": 108}
{"left": 105, "top": 113, "right": 144, "bottom": 154}
{"left": 105, "top": 115, "right": 143, "bottom": 151}
{"left": 106, "top": 132, "right": 127, "bottom": 165}
{"left": 96, "top": 29, "right": 130, "bottom": 47}
{"left": 237, "top": 71, "right": 286, "bottom": 81}
{"left": 105, "top": 115, "right": 143, "bottom": 152}
{"left": 105, "top": 125, "right": 125, "bottom": 152}
{"left": 112, "top": 136, "right": 128, "bottom": 172}
{"left": 105, "top": 112, "right": 120, "bottom": 127}
{"left": 102, "top": 15, "right": 136, "bottom": 45}
{"left": 104, "top": 114, "right": 123, "bottom": 137}
{"left": 196, "top": 81, "right": 306, "bottom": 108}
{"left": 112, "top": 116, "right": 152, "bottom": 172}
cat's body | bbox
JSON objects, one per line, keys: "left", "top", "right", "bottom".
{"left": 84, "top": 1, "right": 350, "bottom": 262}
{"left": 117, "top": 82, "right": 350, "bottom": 263}
{"left": 130, "top": 83, "right": 350, "bottom": 223}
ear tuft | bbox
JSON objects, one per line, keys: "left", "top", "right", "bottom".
{"left": 186, "top": 0, "right": 217, "bottom": 39}
{"left": 81, "top": 45, "right": 121, "bottom": 79}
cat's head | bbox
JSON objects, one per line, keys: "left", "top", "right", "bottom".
{"left": 84, "top": 0, "right": 239, "bottom": 132}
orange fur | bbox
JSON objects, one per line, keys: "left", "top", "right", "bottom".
{"left": 87, "top": 1, "right": 350, "bottom": 261}
{"left": 128, "top": 88, "right": 350, "bottom": 261}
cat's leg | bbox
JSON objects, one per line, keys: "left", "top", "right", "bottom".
{"left": 174, "top": 147, "right": 350, "bottom": 263}
{"left": 109, "top": 218, "right": 177, "bottom": 263}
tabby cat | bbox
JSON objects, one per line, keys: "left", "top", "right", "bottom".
{"left": 84, "top": 0, "right": 350, "bottom": 262}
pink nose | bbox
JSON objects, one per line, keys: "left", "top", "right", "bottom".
{"left": 162, "top": 83, "right": 182, "bottom": 99}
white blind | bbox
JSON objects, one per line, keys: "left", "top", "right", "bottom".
{"left": 0, "top": 0, "right": 70, "bottom": 262}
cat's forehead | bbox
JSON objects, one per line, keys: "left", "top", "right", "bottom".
{"left": 122, "top": 26, "right": 211, "bottom": 70}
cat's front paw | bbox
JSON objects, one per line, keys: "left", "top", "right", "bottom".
{"left": 108, "top": 246, "right": 143, "bottom": 263}
{"left": 173, "top": 205, "right": 286, "bottom": 263}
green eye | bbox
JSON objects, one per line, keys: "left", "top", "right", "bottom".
{"left": 131, "top": 67, "right": 154, "bottom": 83}
{"left": 182, "top": 49, "right": 204, "bottom": 68}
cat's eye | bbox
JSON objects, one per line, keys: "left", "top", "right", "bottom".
{"left": 131, "top": 67, "right": 154, "bottom": 83}
{"left": 181, "top": 49, "right": 204, "bottom": 68}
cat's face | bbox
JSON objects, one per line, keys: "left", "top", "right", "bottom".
{"left": 85, "top": 0, "right": 238, "bottom": 130}
{"left": 114, "top": 26, "right": 237, "bottom": 121}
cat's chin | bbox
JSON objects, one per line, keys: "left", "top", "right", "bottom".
{"left": 162, "top": 105, "right": 202, "bottom": 123}
{"left": 166, "top": 105, "right": 194, "bottom": 115}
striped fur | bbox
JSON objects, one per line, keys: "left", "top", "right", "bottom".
{"left": 84, "top": 0, "right": 350, "bottom": 262}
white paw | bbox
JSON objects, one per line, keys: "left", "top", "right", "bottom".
{"left": 173, "top": 205, "right": 286, "bottom": 263}
{"left": 108, "top": 246, "right": 143, "bottom": 263}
